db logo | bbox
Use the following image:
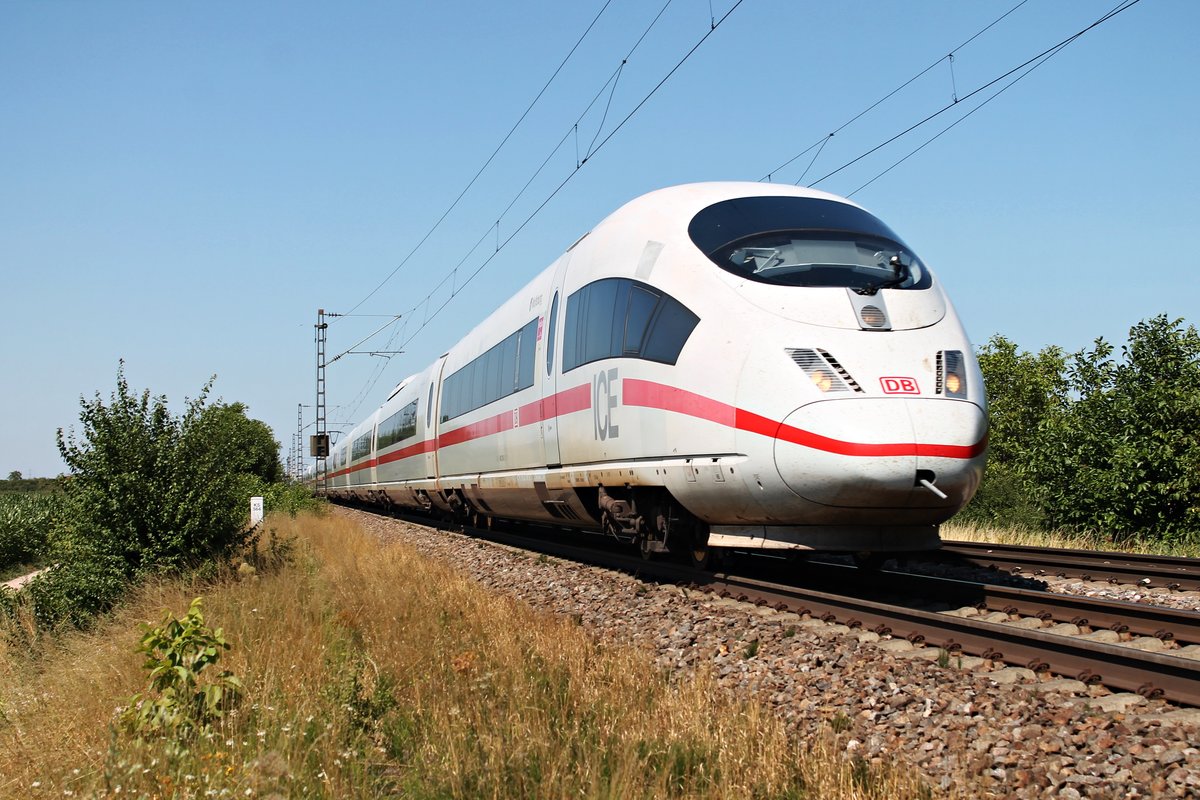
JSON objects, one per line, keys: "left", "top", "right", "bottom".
{"left": 880, "top": 377, "right": 920, "bottom": 395}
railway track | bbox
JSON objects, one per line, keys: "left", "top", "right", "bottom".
{"left": 938, "top": 540, "right": 1200, "bottom": 591}
{"left": 339, "top": 502, "right": 1200, "bottom": 706}
{"left": 417, "top": 520, "right": 1200, "bottom": 706}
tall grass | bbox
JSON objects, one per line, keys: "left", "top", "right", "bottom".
{"left": 942, "top": 519, "right": 1200, "bottom": 558}
{"left": 0, "top": 512, "right": 939, "bottom": 799}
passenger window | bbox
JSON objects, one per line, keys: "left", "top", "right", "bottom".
{"left": 439, "top": 317, "right": 543, "bottom": 420}
{"left": 624, "top": 285, "right": 659, "bottom": 354}
{"left": 517, "top": 319, "right": 537, "bottom": 389}
{"left": 499, "top": 334, "right": 518, "bottom": 396}
{"left": 470, "top": 360, "right": 486, "bottom": 414}
{"left": 643, "top": 299, "right": 700, "bottom": 364}
{"left": 582, "top": 280, "right": 618, "bottom": 366}
{"left": 608, "top": 280, "right": 632, "bottom": 359}
{"left": 563, "top": 278, "right": 699, "bottom": 371}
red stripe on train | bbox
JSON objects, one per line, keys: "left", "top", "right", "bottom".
{"left": 623, "top": 378, "right": 986, "bottom": 459}
{"left": 331, "top": 375, "right": 984, "bottom": 480}
{"left": 437, "top": 383, "right": 592, "bottom": 448}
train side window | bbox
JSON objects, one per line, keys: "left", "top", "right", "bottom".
{"left": 562, "top": 292, "right": 581, "bottom": 371}
{"left": 499, "top": 334, "right": 518, "bottom": 396}
{"left": 378, "top": 399, "right": 419, "bottom": 450}
{"left": 624, "top": 284, "right": 659, "bottom": 355}
{"left": 582, "top": 279, "right": 618, "bottom": 366}
{"left": 441, "top": 373, "right": 456, "bottom": 422}
{"left": 642, "top": 298, "right": 700, "bottom": 364}
{"left": 563, "top": 278, "right": 699, "bottom": 371}
{"left": 351, "top": 432, "right": 372, "bottom": 461}
{"left": 517, "top": 318, "right": 537, "bottom": 389}
{"left": 469, "top": 358, "right": 485, "bottom": 413}
{"left": 545, "top": 292, "right": 559, "bottom": 376}
{"left": 607, "top": 279, "right": 632, "bottom": 359}
{"left": 426, "top": 382, "right": 435, "bottom": 428}
{"left": 440, "top": 317, "right": 542, "bottom": 421}
{"left": 483, "top": 345, "right": 500, "bottom": 406}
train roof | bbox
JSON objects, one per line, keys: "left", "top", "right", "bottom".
{"left": 589, "top": 181, "right": 868, "bottom": 233}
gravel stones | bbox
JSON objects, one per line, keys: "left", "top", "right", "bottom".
{"left": 342, "top": 508, "right": 1200, "bottom": 798}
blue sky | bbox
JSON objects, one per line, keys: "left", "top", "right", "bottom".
{"left": 3, "top": 0, "right": 1196, "bottom": 478}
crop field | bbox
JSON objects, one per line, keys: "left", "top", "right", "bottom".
{"left": 0, "top": 493, "right": 59, "bottom": 582}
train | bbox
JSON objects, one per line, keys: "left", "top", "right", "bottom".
{"left": 320, "top": 182, "right": 988, "bottom": 566}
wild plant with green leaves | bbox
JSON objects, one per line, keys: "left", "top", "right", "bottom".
{"left": 120, "top": 597, "right": 243, "bottom": 741}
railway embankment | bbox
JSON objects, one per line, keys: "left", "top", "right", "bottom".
{"left": 343, "top": 507, "right": 1200, "bottom": 798}
{"left": 0, "top": 509, "right": 925, "bottom": 799}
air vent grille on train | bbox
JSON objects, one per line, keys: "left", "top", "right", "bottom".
{"left": 785, "top": 348, "right": 864, "bottom": 393}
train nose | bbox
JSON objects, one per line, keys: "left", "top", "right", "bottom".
{"left": 772, "top": 398, "right": 986, "bottom": 508}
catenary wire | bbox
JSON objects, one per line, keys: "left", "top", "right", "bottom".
{"left": 807, "top": 0, "right": 1141, "bottom": 189}
{"left": 337, "top": 0, "right": 617, "bottom": 321}
{"left": 759, "top": 0, "right": 1030, "bottom": 182}
{"left": 338, "top": 0, "right": 732, "bottom": 414}
{"left": 388, "top": 0, "right": 746, "bottom": 359}
{"left": 333, "top": 0, "right": 680, "bottom": 412}
{"left": 847, "top": 22, "right": 1084, "bottom": 198}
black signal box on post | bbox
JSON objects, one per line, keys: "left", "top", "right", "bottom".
{"left": 310, "top": 434, "right": 330, "bottom": 458}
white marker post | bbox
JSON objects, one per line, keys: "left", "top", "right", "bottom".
{"left": 250, "top": 496, "right": 264, "bottom": 528}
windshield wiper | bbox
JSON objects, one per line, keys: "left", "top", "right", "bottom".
{"left": 854, "top": 253, "right": 909, "bottom": 296}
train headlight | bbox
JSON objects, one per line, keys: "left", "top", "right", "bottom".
{"left": 938, "top": 350, "right": 968, "bottom": 398}
{"left": 811, "top": 369, "right": 835, "bottom": 392}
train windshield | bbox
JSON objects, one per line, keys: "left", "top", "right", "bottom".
{"left": 688, "top": 196, "right": 932, "bottom": 291}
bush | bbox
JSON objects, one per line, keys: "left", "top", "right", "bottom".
{"left": 260, "top": 480, "right": 324, "bottom": 517}
{"left": 965, "top": 315, "right": 1200, "bottom": 543}
{"left": 13, "top": 363, "right": 288, "bottom": 629}
{"left": 23, "top": 549, "right": 129, "bottom": 629}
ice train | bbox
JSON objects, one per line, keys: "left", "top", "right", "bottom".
{"left": 322, "top": 182, "right": 987, "bottom": 564}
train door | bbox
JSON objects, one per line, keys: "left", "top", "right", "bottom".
{"left": 540, "top": 254, "right": 571, "bottom": 467}
{"left": 425, "top": 355, "right": 448, "bottom": 480}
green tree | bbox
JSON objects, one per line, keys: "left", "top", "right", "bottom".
{"left": 6, "top": 471, "right": 21, "bottom": 482}
{"left": 961, "top": 335, "right": 1068, "bottom": 528}
{"left": 1039, "top": 316, "right": 1200, "bottom": 540}
{"left": 196, "top": 402, "right": 283, "bottom": 484}
{"left": 25, "top": 364, "right": 282, "bottom": 628}
{"left": 965, "top": 316, "right": 1200, "bottom": 543}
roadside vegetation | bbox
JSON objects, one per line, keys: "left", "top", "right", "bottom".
{"left": 0, "top": 363, "right": 318, "bottom": 629}
{"left": 0, "top": 510, "right": 932, "bottom": 799}
{"left": 957, "top": 314, "right": 1200, "bottom": 550}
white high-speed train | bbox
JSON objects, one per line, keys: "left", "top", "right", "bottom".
{"left": 322, "top": 182, "right": 987, "bottom": 564}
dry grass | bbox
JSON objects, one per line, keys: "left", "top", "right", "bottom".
{"left": 1, "top": 512, "right": 940, "bottom": 799}
{"left": 942, "top": 519, "right": 1200, "bottom": 558}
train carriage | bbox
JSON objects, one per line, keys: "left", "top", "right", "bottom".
{"left": 323, "top": 182, "right": 988, "bottom": 562}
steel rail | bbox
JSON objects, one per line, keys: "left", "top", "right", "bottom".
{"left": 939, "top": 540, "right": 1200, "bottom": 591}
{"left": 710, "top": 571, "right": 1200, "bottom": 707}
{"left": 798, "top": 562, "right": 1200, "bottom": 645}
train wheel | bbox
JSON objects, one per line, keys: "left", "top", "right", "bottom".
{"left": 639, "top": 532, "right": 657, "bottom": 561}
{"left": 684, "top": 529, "right": 712, "bottom": 570}
{"left": 852, "top": 552, "right": 887, "bottom": 571}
